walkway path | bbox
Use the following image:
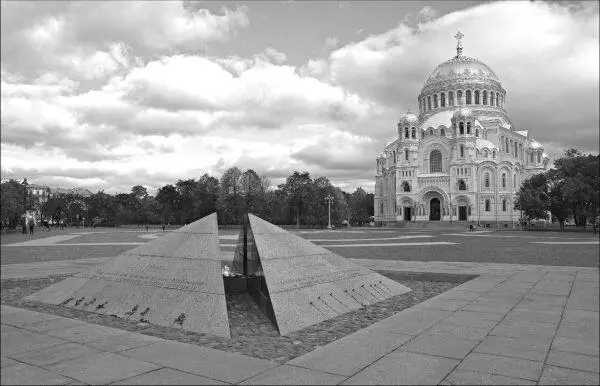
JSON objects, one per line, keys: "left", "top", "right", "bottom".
{"left": 2, "top": 258, "right": 598, "bottom": 384}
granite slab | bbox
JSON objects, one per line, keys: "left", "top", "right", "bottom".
{"left": 23, "top": 213, "right": 231, "bottom": 338}
{"left": 246, "top": 214, "right": 411, "bottom": 336}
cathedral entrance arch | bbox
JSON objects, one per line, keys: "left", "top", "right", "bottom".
{"left": 430, "top": 198, "right": 441, "bottom": 221}
{"left": 404, "top": 207, "right": 412, "bottom": 221}
{"left": 400, "top": 197, "right": 414, "bottom": 222}
{"left": 459, "top": 206, "right": 467, "bottom": 221}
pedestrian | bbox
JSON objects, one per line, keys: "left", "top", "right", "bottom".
{"left": 162, "top": 223, "right": 165, "bottom": 232}
{"left": 146, "top": 223, "right": 149, "bottom": 232}
{"left": 28, "top": 218, "right": 34, "bottom": 235}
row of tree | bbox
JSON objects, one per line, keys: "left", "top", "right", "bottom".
{"left": 0, "top": 168, "right": 375, "bottom": 228}
{"left": 515, "top": 149, "right": 599, "bottom": 229}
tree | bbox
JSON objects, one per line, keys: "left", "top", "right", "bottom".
{"left": 217, "top": 167, "right": 244, "bottom": 224}
{"left": 350, "top": 187, "right": 374, "bottom": 225}
{"left": 130, "top": 185, "right": 148, "bottom": 225}
{"left": 86, "top": 191, "right": 118, "bottom": 226}
{"left": 546, "top": 171, "right": 570, "bottom": 231}
{"left": 240, "top": 169, "right": 269, "bottom": 217}
{"left": 515, "top": 173, "right": 549, "bottom": 225}
{"left": 279, "top": 171, "right": 313, "bottom": 226}
{"left": 551, "top": 149, "right": 600, "bottom": 227}
{"left": 176, "top": 179, "right": 197, "bottom": 224}
{"left": 156, "top": 184, "right": 180, "bottom": 224}
{"left": 196, "top": 173, "right": 219, "bottom": 218}
{"left": 0, "top": 179, "right": 30, "bottom": 229}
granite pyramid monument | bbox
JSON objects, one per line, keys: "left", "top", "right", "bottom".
{"left": 25, "top": 213, "right": 231, "bottom": 338}
{"left": 232, "top": 214, "right": 411, "bottom": 336}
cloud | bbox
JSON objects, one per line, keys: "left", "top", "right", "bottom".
{"left": 1, "top": 1, "right": 597, "bottom": 195}
{"left": 417, "top": 6, "right": 438, "bottom": 23}
{"left": 1, "top": 1, "right": 250, "bottom": 82}
{"left": 323, "top": 1, "right": 599, "bottom": 153}
{"left": 325, "top": 36, "right": 339, "bottom": 50}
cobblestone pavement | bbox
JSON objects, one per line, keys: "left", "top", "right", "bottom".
{"left": 2, "top": 259, "right": 598, "bottom": 385}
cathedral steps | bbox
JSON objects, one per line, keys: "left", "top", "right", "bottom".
{"left": 384, "top": 221, "right": 470, "bottom": 230}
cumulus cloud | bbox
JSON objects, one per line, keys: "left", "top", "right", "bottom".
{"left": 417, "top": 6, "right": 438, "bottom": 23}
{"left": 1, "top": 1, "right": 250, "bottom": 82}
{"left": 324, "top": 1, "right": 599, "bottom": 154}
{"left": 1, "top": 1, "right": 597, "bottom": 195}
{"left": 325, "top": 36, "right": 340, "bottom": 50}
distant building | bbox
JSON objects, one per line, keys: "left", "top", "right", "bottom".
{"left": 374, "top": 33, "right": 549, "bottom": 227}
{"left": 48, "top": 187, "right": 93, "bottom": 197}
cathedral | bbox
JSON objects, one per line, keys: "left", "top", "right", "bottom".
{"left": 374, "top": 32, "right": 549, "bottom": 227}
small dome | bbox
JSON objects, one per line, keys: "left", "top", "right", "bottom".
{"left": 452, "top": 107, "right": 474, "bottom": 120}
{"left": 476, "top": 138, "right": 498, "bottom": 150}
{"left": 530, "top": 140, "right": 543, "bottom": 149}
{"left": 398, "top": 112, "right": 419, "bottom": 125}
{"left": 377, "top": 152, "right": 385, "bottom": 159}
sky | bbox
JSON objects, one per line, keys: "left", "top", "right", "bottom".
{"left": 1, "top": 0, "right": 598, "bottom": 195}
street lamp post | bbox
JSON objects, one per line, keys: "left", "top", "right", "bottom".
{"left": 325, "top": 195, "right": 334, "bottom": 230}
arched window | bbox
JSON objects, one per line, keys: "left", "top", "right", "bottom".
{"left": 411, "top": 127, "right": 416, "bottom": 139}
{"left": 514, "top": 143, "right": 518, "bottom": 157}
{"left": 404, "top": 128, "right": 409, "bottom": 138}
{"left": 537, "top": 153, "right": 541, "bottom": 163}
{"left": 460, "top": 145, "right": 464, "bottom": 158}
{"left": 449, "top": 91, "right": 454, "bottom": 106}
{"left": 496, "top": 93, "right": 499, "bottom": 107}
{"left": 441, "top": 93, "right": 446, "bottom": 107}
{"left": 427, "top": 96, "right": 432, "bottom": 110}
{"left": 475, "top": 90, "right": 480, "bottom": 105}
{"left": 380, "top": 203, "right": 384, "bottom": 214}
{"left": 485, "top": 172, "right": 490, "bottom": 188}
{"left": 403, "top": 182, "right": 411, "bottom": 192}
{"left": 519, "top": 143, "right": 523, "bottom": 159}
{"left": 530, "top": 153, "right": 534, "bottom": 163}
{"left": 430, "top": 150, "right": 442, "bottom": 173}
{"left": 429, "top": 129, "right": 434, "bottom": 135}
{"left": 405, "top": 148, "right": 409, "bottom": 161}
{"left": 457, "top": 90, "right": 463, "bottom": 105}
{"left": 502, "top": 173, "right": 506, "bottom": 188}
{"left": 466, "top": 90, "right": 472, "bottom": 105}
{"left": 459, "top": 122, "right": 464, "bottom": 134}
{"left": 467, "top": 122, "right": 471, "bottom": 134}
{"left": 440, "top": 128, "right": 445, "bottom": 136}
{"left": 483, "top": 91, "right": 488, "bottom": 105}
{"left": 490, "top": 91, "right": 495, "bottom": 106}
{"left": 485, "top": 199, "right": 491, "bottom": 212}
{"left": 458, "top": 179, "right": 467, "bottom": 190}
{"left": 483, "top": 150, "right": 488, "bottom": 158}
{"left": 433, "top": 95, "right": 438, "bottom": 109}
{"left": 476, "top": 128, "right": 479, "bottom": 137}
{"left": 513, "top": 174, "right": 517, "bottom": 188}
{"left": 502, "top": 199, "right": 507, "bottom": 212}
{"left": 492, "top": 150, "right": 496, "bottom": 158}
{"left": 505, "top": 138, "right": 509, "bottom": 153}
{"left": 422, "top": 131, "right": 425, "bottom": 139}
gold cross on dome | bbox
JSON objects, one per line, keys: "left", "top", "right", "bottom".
{"left": 454, "top": 31, "right": 464, "bottom": 57}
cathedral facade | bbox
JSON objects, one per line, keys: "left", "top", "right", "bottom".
{"left": 374, "top": 33, "right": 549, "bottom": 227}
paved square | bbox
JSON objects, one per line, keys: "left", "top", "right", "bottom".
{"left": 1, "top": 227, "right": 599, "bottom": 385}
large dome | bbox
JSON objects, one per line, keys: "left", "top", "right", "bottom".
{"left": 417, "top": 34, "right": 507, "bottom": 119}
{"left": 424, "top": 56, "right": 500, "bottom": 87}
